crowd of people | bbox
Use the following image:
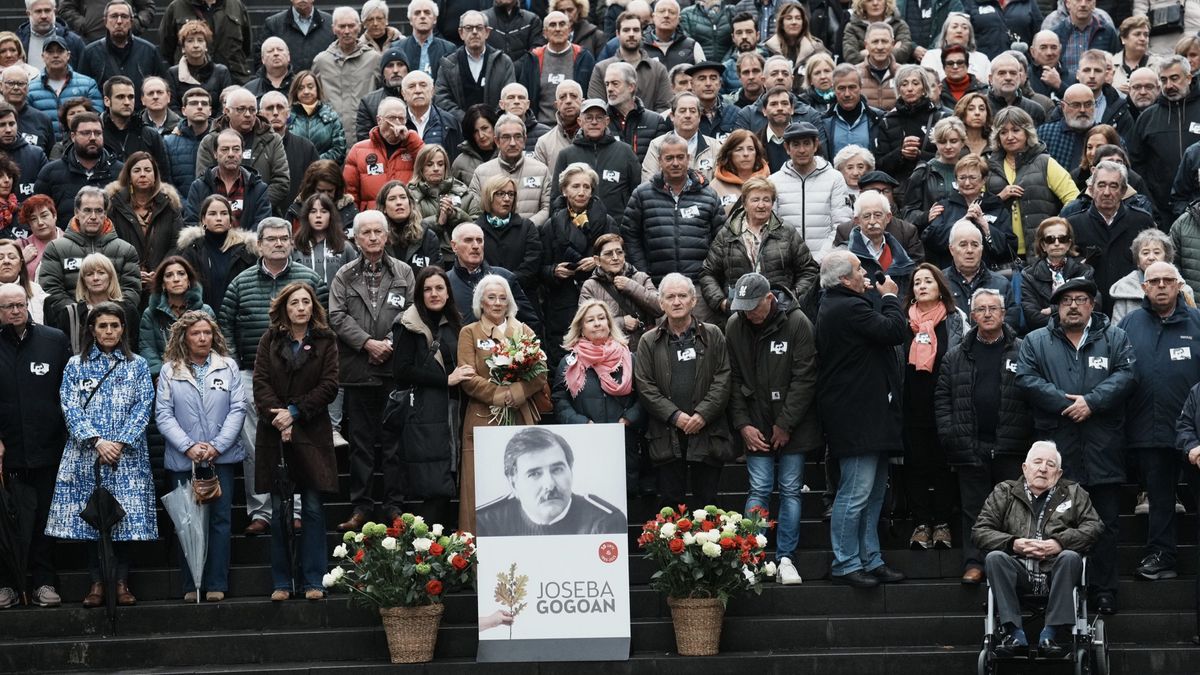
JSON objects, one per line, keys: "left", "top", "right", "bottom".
{"left": 0, "top": 3, "right": 1198, "bottom": 647}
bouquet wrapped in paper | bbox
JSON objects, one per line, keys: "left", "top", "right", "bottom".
{"left": 485, "top": 331, "right": 548, "bottom": 425}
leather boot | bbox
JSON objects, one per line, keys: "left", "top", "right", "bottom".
{"left": 115, "top": 580, "right": 136, "bottom": 606}
{"left": 82, "top": 582, "right": 104, "bottom": 608}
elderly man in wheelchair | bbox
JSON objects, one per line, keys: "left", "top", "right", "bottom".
{"left": 972, "top": 441, "right": 1104, "bottom": 660}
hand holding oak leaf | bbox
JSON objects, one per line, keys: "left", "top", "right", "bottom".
{"left": 493, "top": 562, "right": 528, "bottom": 639}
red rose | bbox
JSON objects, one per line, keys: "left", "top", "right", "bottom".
{"left": 429, "top": 542, "right": 445, "bottom": 556}
{"left": 415, "top": 555, "right": 424, "bottom": 564}
{"left": 451, "top": 555, "right": 468, "bottom": 570}
{"left": 354, "top": 549, "right": 365, "bottom": 563}
{"left": 700, "top": 521, "right": 715, "bottom": 532}
{"left": 668, "top": 539, "right": 685, "bottom": 554}
{"left": 719, "top": 537, "right": 735, "bottom": 550}
{"left": 677, "top": 519, "right": 692, "bottom": 532}
{"left": 386, "top": 527, "right": 400, "bottom": 538}
{"left": 426, "top": 580, "right": 443, "bottom": 596}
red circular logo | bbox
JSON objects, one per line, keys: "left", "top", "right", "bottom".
{"left": 598, "top": 541, "right": 619, "bottom": 563}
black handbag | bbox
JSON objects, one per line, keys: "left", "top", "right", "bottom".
{"left": 1149, "top": 1, "right": 1185, "bottom": 35}
{"left": 381, "top": 386, "right": 413, "bottom": 433}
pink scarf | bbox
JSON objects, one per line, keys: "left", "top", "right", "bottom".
{"left": 907, "top": 302, "right": 948, "bottom": 373}
{"left": 564, "top": 338, "right": 633, "bottom": 398}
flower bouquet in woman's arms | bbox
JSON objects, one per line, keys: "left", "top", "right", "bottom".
{"left": 325, "top": 514, "right": 477, "bottom": 663}
{"left": 638, "top": 505, "right": 776, "bottom": 656}
{"left": 485, "top": 331, "right": 548, "bottom": 425}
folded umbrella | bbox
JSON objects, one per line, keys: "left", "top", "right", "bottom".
{"left": 161, "top": 481, "right": 209, "bottom": 604}
{"left": 272, "top": 442, "right": 297, "bottom": 595}
{"left": 80, "top": 459, "right": 125, "bottom": 634}
{"left": 0, "top": 473, "right": 37, "bottom": 605}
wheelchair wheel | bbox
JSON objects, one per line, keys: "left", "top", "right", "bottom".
{"left": 1091, "top": 620, "right": 1110, "bottom": 675}
{"left": 977, "top": 647, "right": 991, "bottom": 675}
{"left": 1073, "top": 647, "right": 1090, "bottom": 675}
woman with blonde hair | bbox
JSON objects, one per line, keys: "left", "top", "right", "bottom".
{"left": 156, "top": 311, "right": 247, "bottom": 602}
{"left": 552, "top": 300, "right": 643, "bottom": 491}
{"left": 456, "top": 273, "right": 548, "bottom": 533}
{"left": 477, "top": 175, "right": 541, "bottom": 298}
{"left": 800, "top": 52, "right": 837, "bottom": 111}
{"left": 0, "top": 31, "right": 39, "bottom": 81}
{"left": 407, "top": 144, "right": 481, "bottom": 243}
{"left": 55, "top": 253, "right": 136, "bottom": 354}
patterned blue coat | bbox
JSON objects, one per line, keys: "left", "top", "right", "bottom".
{"left": 45, "top": 347, "right": 158, "bottom": 542}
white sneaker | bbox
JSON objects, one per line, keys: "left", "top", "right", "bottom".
{"left": 1175, "top": 498, "right": 1187, "bottom": 514}
{"left": 332, "top": 430, "right": 350, "bottom": 449}
{"left": 0, "top": 587, "right": 16, "bottom": 609}
{"left": 1134, "top": 492, "right": 1149, "bottom": 515}
{"left": 33, "top": 585, "right": 61, "bottom": 607}
{"left": 777, "top": 557, "right": 802, "bottom": 585}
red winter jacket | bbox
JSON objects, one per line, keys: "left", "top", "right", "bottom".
{"left": 343, "top": 126, "right": 424, "bottom": 211}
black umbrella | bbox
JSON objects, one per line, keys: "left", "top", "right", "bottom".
{"left": 0, "top": 472, "right": 37, "bottom": 605}
{"left": 272, "top": 442, "right": 297, "bottom": 595}
{"left": 80, "top": 459, "right": 125, "bottom": 633}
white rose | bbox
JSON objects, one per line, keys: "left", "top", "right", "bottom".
{"left": 491, "top": 354, "right": 512, "bottom": 366}
{"left": 332, "top": 544, "right": 348, "bottom": 559}
{"left": 322, "top": 573, "right": 337, "bottom": 588}
{"left": 701, "top": 541, "right": 722, "bottom": 558}
{"left": 432, "top": 524, "right": 444, "bottom": 537}
{"left": 381, "top": 537, "right": 397, "bottom": 550}
{"left": 331, "top": 566, "right": 345, "bottom": 581}
{"left": 763, "top": 561, "right": 778, "bottom": 577}
{"left": 413, "top": 516, "right": 426, "bottom": 527}
{"left": 742, "top": 566, "right": 756, "bottom": 583}
{"left": 692, "top": 509, "right": 708, "bottom": 522}
{"left": 412, "top": 537, "right": 433, "bottom": 552}
{"left": 354, "top": 533, "right": 364, "bottom": 543}
{"left": 682, "top": 532, "right": 696, "bottom": 546}
{"left": 755, "top": 534, "right": 768, "bottom": 549}
{"left": 721, "top": 524, "right": 736, "bottom": 534}
{"left": 659, "top": 523, "right": 677, "bottom": 539}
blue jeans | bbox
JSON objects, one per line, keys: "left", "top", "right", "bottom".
{"left": 744, "top": 452, "right": 804, "bottom": 560}
{"left": 830, "top": 453, "right": 888, "bottom": 576}
{"left": 169, "top": 463, "right": 235, "bottom": 593}
{"left": 270, "top": 487, "right": 326, "bottom": 593}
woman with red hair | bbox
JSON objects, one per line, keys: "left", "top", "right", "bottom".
{"left": 16, "top": 195, "right": 59, "bottom": 279}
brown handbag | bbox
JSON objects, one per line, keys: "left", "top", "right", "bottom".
{"left": 532, "top": 380, "right": 553, "bottom": 414}
{"left": 192, "top": 462, "right": 222, "bottom": 505}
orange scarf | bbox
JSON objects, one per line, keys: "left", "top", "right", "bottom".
{"left": 907, "top": 302, "right": 947, "bottom": 373}
{"left": 712, "top": 163, "right": 770, "bottom": 187}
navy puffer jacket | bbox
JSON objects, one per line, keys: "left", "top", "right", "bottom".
{"left": 621, "top": 170, "right": 725, "bottom": 284}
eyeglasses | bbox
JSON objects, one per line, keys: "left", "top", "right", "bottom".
{"left": 74, "top": 130, "right": 102, "bottom": 138}
{"left": 494, "top": 190, "right": 516, "bottom": 198}
{"left": 1058, "top": 296, "right": 1092, "bottom": 306}
{"left": 971, "top": 306, "right": 1003, "bottom": 315}
{"left": 106, "top": 13, "right": 132, "bottom": 21}
{"left": 944, "top": 60, "right": 967, "bottom": 68}
{"left": 0, "top": 302, "right": 27, "bottom": 312}
{"left": 1064, "top": 100, "right": 1095, "bottom": 110}
{"left": 599, "top": 249, "right": 625, "bottom": 258}
{"left": 2, "top": 80, "right": 27, "bottom": 88}
{"left": 1043, "top": 234, "right": 1072, "bottom": 244}
{"left": 262, "top": 235, "right": 291, "bottom": 245}
{"left": 497, "top": 133, "right": 525, "bottom": 143}
{"left": 461, "top": 24, "right": 487, "bottom": 33}
{"left": 1143, "top": 277, "right": 1180, "bottom": 287}
{"left": 231, "top": 106, "right": 257, "bottom": 115}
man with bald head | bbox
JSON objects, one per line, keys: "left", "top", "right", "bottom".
{"left": 1126, "top": 67, "right": 1160, "bottom": 120}
{"left": 498, "top": 82, "right": 550, "bottom": 153}
{"left": 520, "top": 11, "right": 596, "bottom": 127}
{"left": 261, "top": 0, "right": 336, "bottom": 72}
{"left": 259, "top": 90, "right": 319, "bottom": 207}
{"left": 533, "top": 80, "right": 583, "bottom": 171}
{"left": 0, "top": 282, "right": 71, "bottom": 609}
{"left": 245, "top": 38, "right": 295, "bottom": 100}
{"left": 1037, "top": 83, "right": 1097, "bottom": 169}
{"left": 1119, "top": 261, "right": 1200, "bottom": 583}
{"left": 987, "top": 53, "right": 1046, "bottom": 125}
{"left": 195, "top": 88, "right": 291, "bottom": 215}
{"left": 1028, "top": 30, "right": 1070, "bottom": 99}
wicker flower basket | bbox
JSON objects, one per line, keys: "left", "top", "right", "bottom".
{"left": 666, "top": 596, "right": 725, "bottom": 656}
{"left": 379, "top": 604, "right": 445, "bottom": 663}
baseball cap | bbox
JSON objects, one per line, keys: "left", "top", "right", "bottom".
{"left": 730, "top": 273, "right": 771, "bottom": 312}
